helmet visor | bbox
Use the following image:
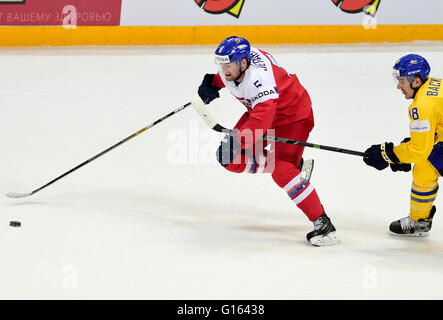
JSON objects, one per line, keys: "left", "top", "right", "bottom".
{"left": 393, "top": 76, "right": 412, "bottom": 90}
{"left": 393, "top": 68, "right": 413, "bottom": 86}
{"left": 215, "top": 56, "right": 241, "bottom": 77}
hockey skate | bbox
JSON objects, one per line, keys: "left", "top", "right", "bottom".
{"left": 306, "top": 213, "right": 340, "bottom": 246}
{"left": 389, "top": 206, "right": 436, "bottom": 237}
{"left": 298, "top": 158, "right": 314, "bottom": 182}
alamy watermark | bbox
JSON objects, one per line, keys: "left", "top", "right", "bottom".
{"left": 61, "top": 264, "right": 78, "bottom": 290}
{"left": 166, "top": 121, "right": 275, "bottom": 172}
{"left": 62, "top": 5, "right": 77, "bottom": 29}
{"left": 362, "top": 14, "right": 377, "bottom": 30}
{"left": 362, "top": 4, "right": 378, "bottom": 29}
{"left": 362, "top": 265, "right": 377, "bottom": 290}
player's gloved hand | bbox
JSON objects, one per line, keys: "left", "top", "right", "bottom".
{"left": 390, "top": 138, "right": 411, "bottom": 172}
{"left": 198, "top": 74, "right": 221, "bottom": 104}
{"left": 363, "top": 142, "right": 400, "bottom": 171}
{"left": 216, "top": 130, "right": 241, "bottom": 167}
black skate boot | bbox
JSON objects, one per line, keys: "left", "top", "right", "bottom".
{"left": 306, "top": 213, "right": 340, "bottom": 246}
{"left": 389, "top": 206, "right": 436, "bottom": 237}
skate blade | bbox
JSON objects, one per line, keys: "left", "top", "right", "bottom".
{"left": 309, "top": 232, "right": 340, "bottom": 247}
{"left": 388, "top": 231, "right": 430, "bottom": 237}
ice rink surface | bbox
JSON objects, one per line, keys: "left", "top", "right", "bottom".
{"left": 1, "top": 42, "right": 443, "bottom": 299}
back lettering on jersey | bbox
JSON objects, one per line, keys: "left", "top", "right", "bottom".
{"left": 250, "top": 51, "right": 267, "bottom": 71}
{"left": 427, "top": 78, "right": 441, "bottom": 96}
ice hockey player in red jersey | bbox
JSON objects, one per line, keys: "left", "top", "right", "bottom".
{"left": 196, "top": 36, "right": 339, "bottom": 246}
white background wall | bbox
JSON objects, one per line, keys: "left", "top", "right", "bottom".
{"left": 120, "top": 0, "right": 443, "bottom": 26}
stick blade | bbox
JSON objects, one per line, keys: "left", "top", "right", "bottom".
{"left": 6, "top": 192, "right": 32, "bottom": 199}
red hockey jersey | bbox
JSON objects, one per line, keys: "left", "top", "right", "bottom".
{"left": 213, "top": 47, "right": 314, "bottom": 149}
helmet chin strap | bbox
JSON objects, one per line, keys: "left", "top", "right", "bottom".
{"left": 409, "top": 83, "right": 419, "bottom": 99}
{"left": 409, "top": 76, "right": 425, "bottom": 99}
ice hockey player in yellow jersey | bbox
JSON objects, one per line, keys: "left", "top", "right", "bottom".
{"left": 363, "top": 54, "right": 442, "bottom": 236}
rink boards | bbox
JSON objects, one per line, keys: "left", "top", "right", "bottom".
{"left": 0, "top": 0, "right": 442, "bottom": 46}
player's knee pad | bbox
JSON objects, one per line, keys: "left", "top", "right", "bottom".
{"left": 270, "top": 160, "right": 298, "bottom": 188}
{"left": 412, "top": 161, "right": 440, "bottom": 187}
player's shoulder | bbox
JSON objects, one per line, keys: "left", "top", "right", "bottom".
{"left": 249, "top": 47, "right": 272, "bottom": 74}
{"left": 246, "top": 49, "right": 276, "bottom": 85}
{"left": 411, "top": 79, "right": 442, "bottom": 114}
{"left": 243, "top": 71, "right": 279, "bottom": 106}
{"left": 416, "top": 78, "right": 442, "bottom": 99}
{"left": 243, "top": 69, "right": 277, "bottom": 98}
{"left": 408, "top": 99, "right": 434, "bottom": 122}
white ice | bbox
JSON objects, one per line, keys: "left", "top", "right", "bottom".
{"left": 1, "top": 43, "right": 443, "bottom": 299}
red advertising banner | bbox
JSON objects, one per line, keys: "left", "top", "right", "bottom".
{"left": 0, "top": 0, "right": 122, "bottom": 26}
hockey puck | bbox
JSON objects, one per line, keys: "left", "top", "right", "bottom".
{"left": 9, "top": 221, "right": 21, "bottom": 227}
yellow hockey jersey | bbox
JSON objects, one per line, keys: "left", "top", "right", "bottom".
{"left": 394, "top": 77, "right": 443, "bottom": 164}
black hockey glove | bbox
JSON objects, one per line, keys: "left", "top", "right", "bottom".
{"left": 216, "top": 131, "right": 241, "bottom": 167}
{"left": 363, "top": 142, "right": 401, "bottom": 171}
{"left": 198, "top": 74, "right": 221, "bottom": 104}
{"left": 390, "top": 138, "right": 411, "bottom": 172}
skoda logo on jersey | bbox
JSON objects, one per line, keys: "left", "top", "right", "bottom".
{"left": 194, "top": 0, "right": 246, "bottom": 18}
{"left": 331, "top": 0, "right": 381, "bottom": 17}
{"left": 251, "top": 89, "right": 277, "bottom": 104}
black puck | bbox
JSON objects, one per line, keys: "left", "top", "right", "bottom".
{"left": 9, "top": 221, "right": 21, "bottom": 227}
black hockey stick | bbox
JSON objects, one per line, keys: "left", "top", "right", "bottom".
{"left": 6, "top": 102, "right": 192, "bottom": 199}
{"left": 214, "top": 125, "right": 367, "bottom": 157}
{"left": 262, "top": 135, "right": 365, "bottom": 157}
{"left": 190, "top": 95, "right": 367, "bottom": 157}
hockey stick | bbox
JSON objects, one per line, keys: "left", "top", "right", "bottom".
{"left": 6, "top": 102, "right": 192, "bottom": 199}
{"left": 190, "top": 95, "right": 367, "bottom": 157}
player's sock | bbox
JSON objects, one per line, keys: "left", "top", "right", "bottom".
{"left": 283, "top": 173, "right": 324, "bottom": 221}
{"left": 410, "top": 183, "right": 438, "bottom": 221}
